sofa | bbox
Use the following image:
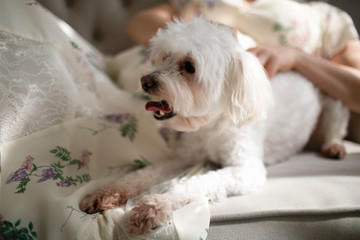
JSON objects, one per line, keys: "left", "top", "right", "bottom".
{"left": 1, "top": 0, "right": 359, "bottom": 239}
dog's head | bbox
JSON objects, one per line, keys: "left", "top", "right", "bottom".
{"left": 141, "top": 18, "right": 273, "bottom": 131}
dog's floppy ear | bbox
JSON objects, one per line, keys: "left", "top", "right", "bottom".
{"left": 226, "top": 49, "right": 274, "bottom": 126}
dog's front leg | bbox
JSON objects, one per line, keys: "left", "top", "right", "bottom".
{"left": 129, "top": 160, "right": 266, "bottom": 234}
{"left": 79, "top": 157, "right": 195, "bottom": 214}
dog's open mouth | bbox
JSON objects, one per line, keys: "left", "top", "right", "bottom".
{"left": 145, "top": 100, "right": 176, "bottom": 120}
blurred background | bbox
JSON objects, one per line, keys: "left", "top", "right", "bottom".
{"left": 37, "top": 0, "right": 360, "bottom": 55}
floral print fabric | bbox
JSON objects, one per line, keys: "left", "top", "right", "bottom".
{"left": 1, "top": 113, "right": 210, "bottom": 239}
{"left": 1, "top": 0, "right": 359, "bottom": 239}
{"left": 0, "top": 1, "right": 210, "bottom": 239}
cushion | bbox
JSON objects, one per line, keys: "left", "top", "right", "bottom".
{"left": 208, "top": 141, "right": 360, "bottom": 239}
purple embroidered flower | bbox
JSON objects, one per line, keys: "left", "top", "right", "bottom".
{"left": 56, "top": 179, "right": 71, "bottom": 187}
{"left": 6, "top": 168, "right": 27, "bottom": 184}
{"left": 159, "top": 128, "right": 168, "bottom": 140}
{"left": 80, "top": 150, "right": 92, "bottom": 169}
{"left": 37, "top": 168, "right": 57, "bottom": 183}
{"left": 104, "top": 114, "right": 130, "bottom": 124}
{"left": 21, "top": 155, "right": 35, "bottom": 172}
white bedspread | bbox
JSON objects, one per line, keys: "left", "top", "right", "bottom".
{"left": 1, "top": 114, "right": 210, "bottom": 240}
{"left": 0, "top": 1, "right": 210, "bottom": 239}
{"left": 1, "top": 1, "right": 360, "bottom": 240}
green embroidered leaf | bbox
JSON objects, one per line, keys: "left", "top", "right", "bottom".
{"left": 120, "top": 115, "right": 138, "bottom": 141}
{"left": 70, "top": 159, "right": 82, "bottom": 170}
{"left": 1, "top": 219, "right": 37, "bottom": 240}
{"left": 20, "top": 227, "right": 29, "bottom": 234}
{"left": 50, "top": 146, "right": 71, "bottom": 161}
{"left": 51, "top": 161, "right": 65, "bottom": 170}
{"left": 32, "top": 164, "right": 38, "bottom": 172}
{"left": 134, "top": 159, "right": 146, "bottom": 167}
{"left": 28, "top": 222, "right": 33, "bottom": 231}
{"left": 31, "top": 231, "right": 38, "bottom": 237}
{"left": 4, "top": 221, "right": 12, "bottom": 229}
{"left": 15, "top": 219, "right": 21, "bottom": 227}
{"left": 50, "top": 149, "right": 57, "bottom": 154}
{"left": 273, "top": 23, "right": 283, "bottom": 31}
{"left": 15, "top": 177, "right": 30, "bottom": 194}
{"left": 82, "top": 173, "right": 91, "bottom": 182}
{"left": 15, "top": 188, "right": 26, "bottom": 194}
{"left": 134, "top": 156, "right": 151, "bottom": 167}
{"left": 70, "top": 41, "right": 79, "bottom": 49}
{"left": 273, "top": 22, "right": 292, "bottom": 32}
{"left": 5, "top": 231, "right": 14, "bottom": 238}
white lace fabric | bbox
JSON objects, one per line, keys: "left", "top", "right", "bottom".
{"left": 0, "top": 27, "right": 135, "bottom": 145}
{"left": 0, "top": 0, "right": 139, "bottom": 145}
{"left": 0, "top": 29, "right": 77, "bottom": 143}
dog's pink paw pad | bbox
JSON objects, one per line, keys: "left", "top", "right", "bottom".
{"left": 129, "top": 195, "right": 172, "bottom": 234}
{"left": 321, "top": 143, "right": 346, "bottom": 159}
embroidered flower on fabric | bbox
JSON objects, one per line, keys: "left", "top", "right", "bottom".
{"left": 6, "top": 148, "right": 92, "bottom": 194}
{"left": 6, "top": 168, "right": 28, "bottom": 184}
{"left": 37, "top": 168, "right": 57, "bottom": 183}
{"left": 57, "top": 179, "right": 71, "bottom": 187}
{"left": 80, "top": 150, "right": 92, "bottom": 169}
{"left": 103, "top": 113, "right": 131, "bottom": 124}
{"left": 81, "top": 113, "right": 138, "bottom": 142}
{"left": 21, "top": 155, "right": 35, "bottom": 172}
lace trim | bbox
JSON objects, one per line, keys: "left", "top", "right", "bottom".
{"left": 0, "top": 30, "right": 77, "bottom": 144}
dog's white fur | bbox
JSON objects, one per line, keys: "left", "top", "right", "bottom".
{"left": 80, "top": 18, "right": 349, "bottom": 234}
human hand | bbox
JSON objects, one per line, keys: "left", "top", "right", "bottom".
{"left": 248, "top": 44, "right": 300, "bottom": 78}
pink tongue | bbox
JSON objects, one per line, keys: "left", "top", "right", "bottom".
{"left": 145, "top": 101, "right": 172, "bottom": 113}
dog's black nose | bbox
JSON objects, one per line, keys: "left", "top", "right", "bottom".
{"left": 141, "top": 75, "right": 158, "bottom": 93}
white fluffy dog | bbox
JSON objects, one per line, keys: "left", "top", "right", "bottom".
{"left": 80, "top": 18, "right": 349, "bottom": 234}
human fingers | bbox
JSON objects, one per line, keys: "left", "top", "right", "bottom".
{"left": 247, "top": 47, "right": 260, "bottom": 56}
{"left": 249, "top": 47, "right": 272, "bottom": 67}
{"left": 248, "top": 47, "right": 281, "bottom": 78}
{"left": 264, "top": 56, "right": 280, "bottom": 78}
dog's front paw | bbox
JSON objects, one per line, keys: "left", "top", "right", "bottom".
{"left": 321, "top": 143, "right": 346, "bottom": 159}
{"left": 129, "top": 194, "right": 173, "bottom": 234}
{"left": 79, "top": 185, "right": 137, "bottom": 214}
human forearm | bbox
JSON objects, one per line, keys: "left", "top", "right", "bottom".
{"left": 249, "top": 44, "right": 360, "bottom": 113}
{"left": 294, "top": 50, "right": 360, "bottom": 113}
{"left": 126, "top": 3, "right": 176, "bottom": 46}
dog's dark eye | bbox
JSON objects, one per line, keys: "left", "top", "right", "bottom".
{"left": 184, "top": 61, "right": 195, "bottom": 74}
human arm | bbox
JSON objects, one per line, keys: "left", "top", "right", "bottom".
{"left": 125, "top": 3, "right": 177, "bottom": 46}
{"left": 248, "top": 41, "right": 360, "bottom": 113}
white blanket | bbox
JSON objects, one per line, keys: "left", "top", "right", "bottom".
{"left": 0, "top": 1, "right": 210, "bottom": 239}
{"left": 1, "top": 114, "right": 210, "bottom": 240}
